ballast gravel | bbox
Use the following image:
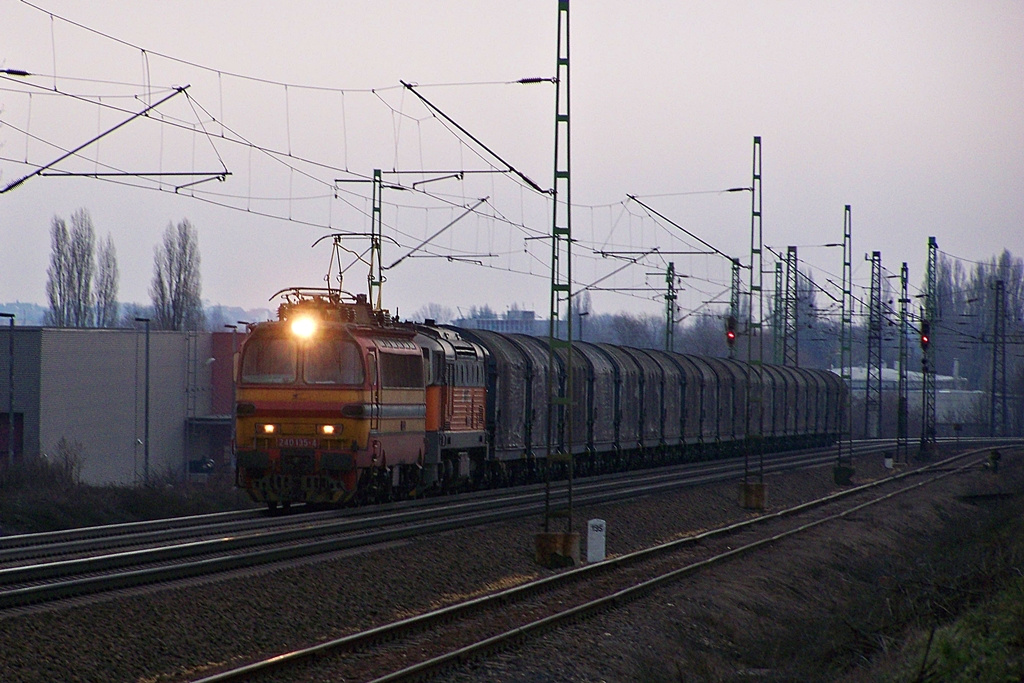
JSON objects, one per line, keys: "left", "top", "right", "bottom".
{"left": 0, "top": 447, "right": 1014, "bottom": 683}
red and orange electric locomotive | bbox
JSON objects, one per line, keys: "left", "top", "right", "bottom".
{"left": 234, "top": 288, "right": 847, "bottom": 510}
{"left": 234, "top": 288, "right": 486, "bottom": 509}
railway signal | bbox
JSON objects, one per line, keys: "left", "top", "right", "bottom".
{"left": 726, "top": 315, "right": 737, "bottom": 348}
{"left": 920, "top": 320, "right": 931, "bottom": 351}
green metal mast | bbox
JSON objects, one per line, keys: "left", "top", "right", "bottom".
{"left": 897, "top": 262, "right": 910, "bottom": 464}
{"left": 837, "top": 205, "right": 853, "bottom": 472}
{"left": 544, "top": 0, "right": 573, "bottom": 534}
{"left": 773, "top": 261, "right": 783, "bottom": 364}
{"left": 921, "top": 236, "right": 938, "bottom": 450}
{"left": 369, "top": 168, "right": 384, "bottom": 310}
{"left": 744, "top": 136, "right": 764, "bottom": 487}
{"left": 783, "top": 246, "right": 799, "bottom": 367}
{"left": 991, "top": 279, "right": 1007, "bottom": 437}
{"left": 865, "top": 250, "right": 883, "bottom": 438}
{"left": 729, "top": 257, "right": 741, "bottom": 360}
{"left": 665, "top": 262, "right": 677, "bottom": 352}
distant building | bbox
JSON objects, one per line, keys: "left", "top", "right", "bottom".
{"left": 0, "top": 326, "right": 236, "bottom": 485}
{"left": 833, "top": 365, "right": 987, "bottom": 433}
{"left": 838, "top": 365, "right": 968, "bottom": 393}
{"left": 453, "top": 309, "right": 554, "bottom": 337}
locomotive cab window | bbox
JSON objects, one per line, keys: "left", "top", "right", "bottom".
{"left": 304, "top": 339, "right": 365, "bottom": 385}
{"left": 240, "top": 337, "right": 297, "bottom": 384}
{"left": 380, "top": 352, "right": 425, "bottom": 388}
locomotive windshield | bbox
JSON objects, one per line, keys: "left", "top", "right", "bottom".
{"left": 304, "top": 339, "right": 364, "bottom": 385}
{"left": 241, "top": 334, "right": 365, "bottom": 386}
{"left": 241, "top": 337, "right": 297, "bottom": 384}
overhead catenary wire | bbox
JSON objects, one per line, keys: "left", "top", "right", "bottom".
{"left": 6, "top": 5, "right": 755, "bottom": 320}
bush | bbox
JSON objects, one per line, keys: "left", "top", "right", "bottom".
{"left": 0, "top": 450, "right": 254, "bottom": 535}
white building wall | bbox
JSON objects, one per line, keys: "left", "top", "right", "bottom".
{"left": 38, "top": 329, "right": 192, "bottom": 484}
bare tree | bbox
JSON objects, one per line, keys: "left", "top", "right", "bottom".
{"left": 44, "top": 216, "right": 72, "bottom": 327}
{"left": 94, "top": 233, "right": 119, "bottom": 328}
{"left": 119, "top": 302, "right": 149, "bottom": 328}
{"left": 66, "top": 209, "right": 96, "bottom": 327}
{"left": 413, "top": 302, "right": 454, "bottom": 323}
{"left": 150, "top": 219, "right": 204, "bottom": 331}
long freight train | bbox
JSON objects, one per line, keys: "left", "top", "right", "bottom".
{"left": 234, "top": 289, "right": 846, "bottom": 510}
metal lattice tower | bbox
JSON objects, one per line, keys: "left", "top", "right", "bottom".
{"left": 773, "top": 261, "right": 784, "bottom": 364}
{"left": 865, "top": 251, "right": 883, "bottom": 438}
{"left": 745, "top": 136, "right": 764, "bottom": 484}
{"left": 783, "top": 246, "right": 799, "bottom": 367}
{"left": 837, "top": 205, "right": 853, "bottom": 469}
{"left": 896, "top": 262, "right": 910, "bottom": 464}
{"left": 369, "top": 169, "right": 384, "bottom": 310}
{"left": 544, "top": 0, "right": 573, "bottom": 533}
{"left": 665, "top": 262, "right": 677, "bottom": 352}
{"left": 921, "top": 236, "right": 938, "bottom": 447}
{"left": 991, "top": 279, "right": 1007, "bottom": 437}
{"left": 730, "top": 258, "right": 741, "bottom": 360}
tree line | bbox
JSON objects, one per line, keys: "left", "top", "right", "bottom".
{"left": 45, "top": 209, "right": 204, "bottom": 331}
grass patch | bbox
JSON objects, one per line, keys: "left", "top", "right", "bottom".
{"left": 899, "top": 576, "right": 1024, "bottom": 681}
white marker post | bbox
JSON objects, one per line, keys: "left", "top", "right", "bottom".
{"left": 587, "top": 518, "right": 606, "bottom": 563}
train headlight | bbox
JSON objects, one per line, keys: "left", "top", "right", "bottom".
{"left": 291, "top": 316, "right": 317, "bottom": 339}
{"left": 320, "top": 424, "right": 337, "bottom": 436}
{"left": 260, "top": 424, "right": 278, "bottom": 434}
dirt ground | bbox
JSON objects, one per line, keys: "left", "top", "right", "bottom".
{"left": 449, "top": 446, "right": 1024, "bottom": 682}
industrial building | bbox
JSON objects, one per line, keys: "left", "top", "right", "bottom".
{"left": 0, "top": 326, "right": 236, "bottom": 485}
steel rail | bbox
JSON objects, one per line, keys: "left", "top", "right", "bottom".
{"left": 0, "top": 445, "right": 875, "bottom": 609}
{"left": 0, "top": 443, "right": 849, "bottom": 568}
{"left": 190, "top": 443, "right": 1014, "bottom": 683}
{"left": 3, "top": 440, "right": 1005, "bottom": 611}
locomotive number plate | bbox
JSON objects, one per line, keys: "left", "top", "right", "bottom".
{"left": 277, "top": 437, "right": 320, "bottom": 448}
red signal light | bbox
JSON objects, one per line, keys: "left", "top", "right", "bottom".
{"left": 725, "top": 315, "right": 737, "bottom": 348}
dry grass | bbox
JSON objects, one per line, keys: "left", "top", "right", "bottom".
{"left": 633, "top": 462, "right": 1024, "bottom": 682}
{"left": 0, "top": 454, "right": 254, "bottom": 535}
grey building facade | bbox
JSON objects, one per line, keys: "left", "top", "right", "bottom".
{"left": 0, "top": 326, "right": 231, "bottom": 485}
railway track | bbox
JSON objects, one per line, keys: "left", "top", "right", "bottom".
{"left": 190, "top": 444, "right": 1009, "bottom": 683}
{"left": 0, "top": 439, "right": 1003, "bottom": 612}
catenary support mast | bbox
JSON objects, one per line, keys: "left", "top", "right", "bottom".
{"left": 543, "top": 0, "right": 573, "bottom": 534}
{"left": 991, "top": 279, "right": 1007, "bottom": 437}
{"left": 865, "top": 251, "right": 883, "bottom": 438}
{"left": 896, "top": 262, "right": 910, "bottom": 464}
{"left": 921, "top": 236, "right": 938, "bottom": 451}
{"left": 837, "top": 206, "right": 853, "bottom": 473}
{"left": 783, "top": 246, "right": 799, "bottom": 367}
{"left": 742, "top": 136, "right": 765, "bottom": 502}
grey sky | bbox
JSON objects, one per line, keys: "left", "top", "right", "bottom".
{"left": 2, "top": 1, "right": 1022, "bottom": 322}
